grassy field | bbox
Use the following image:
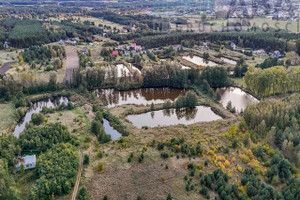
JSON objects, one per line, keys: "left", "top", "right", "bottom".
{"left": 0, "top": 103, "right": 16, "bottom": 135}
{"left": 74, "top": 16, "right": 124, "bottom": 30}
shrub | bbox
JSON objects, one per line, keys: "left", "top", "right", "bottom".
{"left": 98, "top": 162, "right": 104, "bottom": 171}
{"left": 77, "top": 187, "right": 88, "bottom": 200}
{"left": 31, "top": 113, "right": 43, "bottom": 125}
{"left": 83, "top": 154, "right": 89, "bottom": 165}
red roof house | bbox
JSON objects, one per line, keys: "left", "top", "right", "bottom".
{"left": 112, "top": 50, "right": 119, "bottom": 56}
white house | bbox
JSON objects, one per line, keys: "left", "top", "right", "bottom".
{"left": 16, "top": 155, "right": 36, "bottom": 171}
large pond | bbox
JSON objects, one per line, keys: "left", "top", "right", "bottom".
{"left": 127, "top": 106, "right": 222, "bottom": 128}
{"left": 94, "top": 88, "right": 187, "bottom": 108}
{"left": 182, "top": 55, "right": 217, "bottom": 67}
{"left": 215, "top": 87, "right": 258, "bottom": 112}
{"left": 103, "top": 119, "right": 122, "bottom": 140}
{"left": 13, "top": 96, "right": 69, "bottom": 137}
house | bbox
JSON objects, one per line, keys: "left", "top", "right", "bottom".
{"left": 112, "top": 50, "right": 119, "bottom": 56}
{"left": 253, "top": 49, "right": 266, "bottom": 55}
{"left": 230, "top": 42, "right": 236, "bottom": 50}
{"left": 272, "top": 50, "right": 281, "bottom": 58}
{"left": 131, "top": 43, "right": 137, "bottom": 48}
{"left": 118, "top": 45, "right": 125, "bottom": 50}
{"left": 135, "top": 45, "right": 142, "bottom": 52}
{"left": 16, "top": 155, "right": 36, "bottom": 171}
{"left": 3, "top": 41, "right": 9, "bottom": 49}
{"left": 123, "top": 51, "right": 131, "bottom": 57}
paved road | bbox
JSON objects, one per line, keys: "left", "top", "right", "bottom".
{"left": 72, "top": 151, "right": 83, "bottom": 200}
{"left": 63, "top": 46, "right": 79, "bottom": 84}
{"left": 0, "top": 61, "right": 16, "bottom": 75}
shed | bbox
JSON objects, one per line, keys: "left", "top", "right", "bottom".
{"left": 16, "top": 155, "right": 36, "bottom": 171}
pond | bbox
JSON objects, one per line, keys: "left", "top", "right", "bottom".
{"left": 127, "top": 106, "right": 222, "bottom": 128}
{"left": 94, "top": 88, "right": 187, "bottom": 108}
{"left": 215, "top": 87, "right": 258, "bottom": 112}
{"left": 221, "top": 57, "right": 237, "bottom": 65}
{"left": 13, "top": 96, "right": 69, "bottom": 137}
{"left": 103, "top": 119, "right": 122, "bottom": 140}
{"left": 182, "top": 55, "right": 217, "bottom": 67}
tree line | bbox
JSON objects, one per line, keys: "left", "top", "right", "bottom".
{"left": 244, "top": 66, "right": 300, "bottom": 97}
{"left": 135, "top": 31, "right": 287, "bottom": 50}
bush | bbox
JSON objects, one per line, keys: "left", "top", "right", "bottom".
{"left": 31, "top": 113, "right": 43, "bottom": 125}
{"left": 83, "top": 154, "right": 89, "bottom": 165}
{"left": 77, "top": 187, "right": 88, "bottom": 200}
{"left": 98, "top": 162, "right": 104, "bottom": 171}
{"left": 138, "top": 154, "right": 144, "bottom": 163}
{"left": 91, "top": 120, "right": 101, "bottom": 134}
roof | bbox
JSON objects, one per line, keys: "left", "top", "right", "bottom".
{"left": 23, "top": 155, "right": 36, "bottom": 164}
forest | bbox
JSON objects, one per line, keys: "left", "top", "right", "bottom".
{"left": 0, "top": 17, "right": 102, "bottom": 49}
{"left": 244, "top": 66, "right": 300, "bottom": 97}
{"left": 135, "top": 31, "right": 287, "bottom": 50}
{"left": 21, "top": 45, "right": 65, "bottom": 70}
{"left": 88, "top": 11, "right": 170, "bottom": 31}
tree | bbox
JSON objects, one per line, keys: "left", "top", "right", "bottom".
{"left": 77, "top": 187, "right": 88, "bottom": 200}
{"left": 83, "top": 154, "right": 89, "bottom": 165}
{"left": 19, "top": 123, "right": 72, "bottom": 152}
{"left": 91, "top": 120, "right": 101, "bottom": 135}
{"left": 185, "top": 92, "right": 198, "bottom": 108}
{"left": 0, "top": 161, "right": 21, "bottom": 200}
{"left": 29, "top": 143, "right": 79, "bottom": 200}
{"left": 166, "top": 193, "right": 173, "bottom": 200}
{"left": 31, "top": 113, "right": 43, "bottom": 125}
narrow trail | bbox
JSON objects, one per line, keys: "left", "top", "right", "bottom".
{"left": 63, "top": 45, "right": 79, "bottom": 85}
{"left": 72, "top": 151, "right": 83, "bottom": 200}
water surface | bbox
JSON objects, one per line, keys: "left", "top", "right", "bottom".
{"left": 127, "top": 106, "right": 222, "bottom": 128}
{"left": 95, "top": 88, "right": 187, "bottom": 108}
{"left": 103, "top": 119, "right": 122, "bottom": 140}
{"left": 13, "top": 97, "right": 68, "bottom": 137}
{"left": 182, "top": 56, "right": 217, "bottom": 67}
{"left": 216, "top": 87, "right": 258, "bottom": 112}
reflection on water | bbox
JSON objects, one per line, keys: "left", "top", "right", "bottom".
{"left": 182, "top": 56, "right": 217, "bottom": 67}
{"left": 103, "top": 119, "right": 122, "bottom": 140}
{"left": 94, "top": 88, "right": 187, "bottom": 108}
{"left": 216, "top": 87, "right": 258, "bottom": 112}
{"left": 13, "top": 97, "right": 69, "bottom": 137}
{"left": 127, "top": 106, "right": 222, "bottom": 128}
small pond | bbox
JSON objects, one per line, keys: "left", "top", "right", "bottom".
{"left": 215, "top": 87, "right": 258, "bottom": 112}
{"left": 127, "top": 106, "right": 222, "bottom": 128}
{"left": 13, "top": 96, "right": 69, "bottom": 137}
{"left": 94, "top": 88, "right": 187, "bottom": 108}
{"left": 103, "top": 119, "right": 122, "bottom": 140}
{"left": 182, "top": 56, "right": 217, "bottom": 67}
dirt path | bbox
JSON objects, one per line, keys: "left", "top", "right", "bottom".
{"left": 72, "top": 151, "right": 83, "bottom": 200}
{"left": 0, "top": 61, "right": 16, "bottom": 75}
{"left": 63, "top": 46, "right": 79, "bottom": 84}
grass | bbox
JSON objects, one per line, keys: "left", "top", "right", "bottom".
{"left": 0, "top": 103, "right": 16, "bottom": 134}
{"left": 231, "top": 77, "right": 245, "bottom": 87}
{"left": 72, "top": 108, "right": 91, "bottom": 134}
{"left": 16, "top": 170, "right": 36, "bottom": 199}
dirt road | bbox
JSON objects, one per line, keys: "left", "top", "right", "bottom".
{"left": 63, "top": 46, "right": 79, "bottom": 84}
{"left": 72, "top": 151, "right": 83, "bottom": 200}
{"left": 0, "top": 61, "right": 16, "bottom": 75}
